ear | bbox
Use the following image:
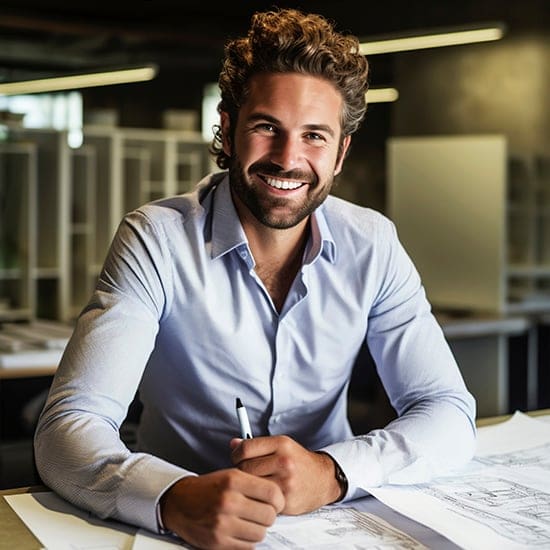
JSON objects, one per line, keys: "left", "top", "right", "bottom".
{"left": 334, "top": 135, "right": 351, "bottom": 176}
{"left": 221, "top": 111, "right": 232, "bottom": 157}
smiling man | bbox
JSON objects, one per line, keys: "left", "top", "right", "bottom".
{"left": 35, "top": 8, "right": 476, "bottom": 550}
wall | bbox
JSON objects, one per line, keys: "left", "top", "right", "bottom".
{"left": 392, "top": 30, "right": 550, "bottom": 156}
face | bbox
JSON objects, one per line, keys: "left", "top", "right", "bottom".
{"left": 222, "top": 72, "right": 351, "bottom": 230}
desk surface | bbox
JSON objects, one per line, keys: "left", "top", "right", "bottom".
{"left": 0, "top": 365, "right": 57, "bottom": 380}
{"left": 0, "top": 486, "right": 47, "bottom": 550}
{"left": 435, "top": 312, "right": 531, "bottom": 339}
{"left": 2, "top": 410, "right": 549, "bottom": 550}
{"left": 475, "top": 407, "right": 550, "bottom": 426}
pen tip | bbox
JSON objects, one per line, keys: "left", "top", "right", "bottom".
{"left": 236, "top": 397, "right": 242, "bottom": 408}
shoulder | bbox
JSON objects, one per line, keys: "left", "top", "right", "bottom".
{"left": 321, "top": 194, "right": 396, "bottom": 243}
{"left": 123, "top": 172, "right": 223, "bottom": 235}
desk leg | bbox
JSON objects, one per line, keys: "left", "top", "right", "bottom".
{"left": 527, "top": 325, "right": 538, "bottom": 411}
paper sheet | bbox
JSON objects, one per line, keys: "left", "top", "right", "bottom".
{"left": 8, "top": 412, "right": 546, "bottom": 549}
{"left": 258, "top": 507, "right": 427, "bottom": 549}
{"left": 5, "top": 492, "right": 428, "bottom": 550}
{"left": 4, "top": 491, "right": 135, "bottom": 550}
{"left": 370, "top": 411, "right": 550, "bottom": 550}
{"left": 132, "top": 529, "right": 191, "bottom": 549}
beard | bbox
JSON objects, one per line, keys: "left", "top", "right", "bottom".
{"left": 228, "top": 159, "right": 334, "bottom": 230}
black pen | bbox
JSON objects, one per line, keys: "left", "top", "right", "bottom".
{"left": 236, "top": 397, "right": 253, "bottom": 439}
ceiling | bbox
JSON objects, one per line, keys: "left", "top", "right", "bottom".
{"left": 0, "top": 0, "right": 547, "bottom": 85}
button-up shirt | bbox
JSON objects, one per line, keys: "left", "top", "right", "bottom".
{"left": 35, "top": 172, "right": 476, "bottom": 533}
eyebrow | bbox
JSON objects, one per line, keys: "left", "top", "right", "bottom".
{"left": 246, "top": 112, "right": 336, "bottom": 138}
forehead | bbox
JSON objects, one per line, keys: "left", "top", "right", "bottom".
{"left": 241, "top": 72, "right": 343, "bottom": 129}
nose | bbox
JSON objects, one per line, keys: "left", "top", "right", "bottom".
{"left": 270, "top": 133, "right": 300, "bottom": 169}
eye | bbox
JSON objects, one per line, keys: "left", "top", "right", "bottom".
{"left": 254, "top": 123, "right": 277, "bottom": 134}
{"left": 305, "top": 132, "right": 326, "bottom": 144}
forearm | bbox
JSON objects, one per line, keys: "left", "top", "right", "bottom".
{"left": 34, "top": 287, "right": 186, "bottom": 530}
{"left": 34, "top": 390, "right": 190, "bottom": 532}
{"left": 321, "top": 395, "right": 476, "bottom": 501}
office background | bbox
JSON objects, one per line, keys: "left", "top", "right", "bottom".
{"left": 0, "top": 0, "right": 549, "bottom": 489}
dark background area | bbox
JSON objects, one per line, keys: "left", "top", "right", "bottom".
{"left": 1, "top": 0, "right": 549, "bottom": 210}
{"left": 1, "top": 0, "right": 549, "bottom": 488}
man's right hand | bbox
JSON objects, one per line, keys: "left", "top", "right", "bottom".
{"left": 159, "top": 468, "right": 285, "bottom": 549}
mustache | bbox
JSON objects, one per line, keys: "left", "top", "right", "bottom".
{"left": 248, "top": 162, "right": 317, "bottom": 185}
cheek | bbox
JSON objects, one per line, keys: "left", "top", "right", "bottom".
{"left": 236, "top": 135, "right": 270, "bottom": 162}
{"left": 313, "top": 151, "right": 341, "bottom": 177}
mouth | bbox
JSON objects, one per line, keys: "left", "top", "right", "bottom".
{"left": 258, "top": 174, "right": 307, "bottom": 191}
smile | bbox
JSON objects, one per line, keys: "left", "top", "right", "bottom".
{"left": 263, "top": 176, "right": 304, "bottom": 190}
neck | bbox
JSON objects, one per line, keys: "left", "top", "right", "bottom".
{"left": 232, "top": 192, "right": 310, "bottom": 312}
{"left": 249, "top": 223, "right": 309, "bottom": 313}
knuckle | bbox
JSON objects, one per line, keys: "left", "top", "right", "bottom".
{"left": 217, "top": 491, "right": 233, "bottom": 513}
{"left": 221, "top": 469, "right": 240, "bottom": 490}
{"left": 278, "top": 435, "right": 293, "bottom": 450}
{"left": 266, "top": 479, "right": 285, "bottom": 507}
{"left": 278, "top": 454, "right": 295, "bottom": 473}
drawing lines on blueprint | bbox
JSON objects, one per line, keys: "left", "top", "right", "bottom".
{"left": 476, "top": 441, "right": 550, "bottom": 470}
{"left": 258, "top": 507, "right": 427, "bottom": 549}
{"left": 420, "top": 475, "right": 550, "bottom": 546}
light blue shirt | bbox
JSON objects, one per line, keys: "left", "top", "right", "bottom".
{"left": 35, "top": 172, "right": 476, "bottom": 533}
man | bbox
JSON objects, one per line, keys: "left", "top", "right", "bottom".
{"left": 35, "top": 8, "right": 476, "bottom": 549}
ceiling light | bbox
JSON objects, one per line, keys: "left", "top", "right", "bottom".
{"left": 366, "top": 87, "right": 399, "bottom": 103}
{"left": 0, "top": 64, "right": 158, "bottom": 96}
{"left": 359, "top": 24, "right": 505, "bottom": 55}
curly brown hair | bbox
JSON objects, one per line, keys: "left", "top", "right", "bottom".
{"left": 210, "top": 8, "right": 370, "bottom": 169}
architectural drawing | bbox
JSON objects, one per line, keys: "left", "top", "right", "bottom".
{"left": 475, "top": 441, "right": 550, "bottom": 471}
{"left": 334, "top": 413, "right": 550, "bottom": 550}
{"left": 420, "top": 474, "right": 550, "bottom": 546}
{"left": 259, "top": 507, "right": 427, "bottom": 549}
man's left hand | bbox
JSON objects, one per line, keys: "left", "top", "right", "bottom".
{"left": 230, "top": 435, "right": 341, "bottom": 515}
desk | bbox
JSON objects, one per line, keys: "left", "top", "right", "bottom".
{"left": 475, "top": 406, "right": 550, "bottom": 426}
{"left": 437, "top": 313, "right": 532, "bottom": 417}
{"left": 0, "top": 365, "right": 57, "bottom": 380}
{"left": 3, "top": 411, "right": 547, "bottom": 550}
{"left": 0, "top": 486, "right": 461, "bottom": 550}
{"left": 0, "top": 486, "right": 47, "bottom": 550}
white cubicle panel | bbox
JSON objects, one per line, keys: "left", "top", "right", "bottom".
{"left": 388, "top": 134, "right": 508, "bottom": 313}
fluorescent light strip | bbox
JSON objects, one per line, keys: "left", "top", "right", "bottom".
{"left": 360, "top": 26, "right": 504, "bottom": 55}
{"left": 366, "top": 87, "right": 399, "bottom": 103}
{"left": 0, "top": 65, "right": 158, "bottom": 96}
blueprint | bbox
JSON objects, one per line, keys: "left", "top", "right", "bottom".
{"left": 370, "top": 411, "right": 550, "bottom": 550}
{"left": 258, "top": 506, "right": 427, "bottom": 549}
{"left": 5, "top": 492, "right": 428, "bottom": 550}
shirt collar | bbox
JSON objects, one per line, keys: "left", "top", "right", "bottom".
{"left": 305, "top": 203, "right": 337, "bottom": 265}
{"left": 210, "top": 174, "right": 249, "bottom": 260}
{"left": 209, "top": 173, "right": 337, "bottom": 265}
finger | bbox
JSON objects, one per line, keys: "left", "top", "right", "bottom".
{"left": 230, "top": 437, "right": 244, "bottom": 451}
{"left": 232, "top": 435, "right": 281, "bottom": 463}
{"left": 239, "top": 474, "right": 286, "bottom": 514}
{"left": 184, "top": 515, "right": 264, "bottom": 550}
{"left": 227, "top": 516, "right": 273, "bottom": 547}
{"left": 237, "top": 453, "right": 280, "bottom": 478}
{"left": 237, "top": 494, "right": 279, "bottom": 527}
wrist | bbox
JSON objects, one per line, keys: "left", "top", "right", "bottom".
{"left": 159, "top": 476, "right": 195, "bottom": 534}
{"left": 315, "top": 451, "right": 348, "bottom": 504}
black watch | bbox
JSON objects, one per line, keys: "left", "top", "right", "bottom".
{"left": 316, "top": 451, "right": 348, "bottom": 503}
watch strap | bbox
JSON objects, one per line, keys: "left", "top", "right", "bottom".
{"left": 316, "top": 451, "right": 348, "bottom": 503}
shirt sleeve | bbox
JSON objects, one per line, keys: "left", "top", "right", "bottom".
{"left": 320, "top": 218, "right": 477, "bottom": 501}
{"left": 34, "top": 209, "right": 191, "bottom": 532}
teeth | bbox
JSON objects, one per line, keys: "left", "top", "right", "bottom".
{"left": 265, "top": 177, "right": 303, "bottom": 190}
